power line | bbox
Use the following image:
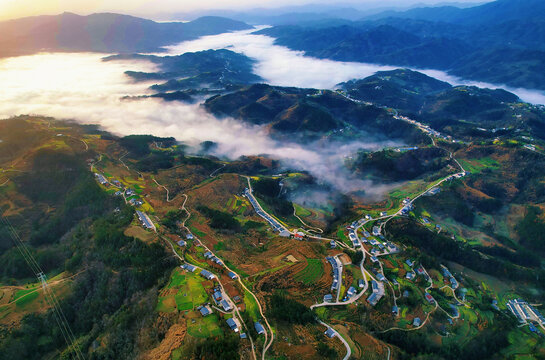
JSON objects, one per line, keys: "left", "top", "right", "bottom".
{"left": 1, "top": 215, "right": 85, "bottom": 360}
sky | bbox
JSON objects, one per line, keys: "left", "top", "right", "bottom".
{"left": 0, "top": 0, "right": 486, "bottom": 21}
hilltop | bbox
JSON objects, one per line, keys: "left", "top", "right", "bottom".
{"left": 204, "top": 83, "right": 426, "bottom": 143}
{"left": 338, "top": 69, "right": 545, "bottom": 141}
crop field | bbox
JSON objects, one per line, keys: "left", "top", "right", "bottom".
{"left": 186, "top": 314, "right": 222, "bottom": 338}
{"left": 244, "top": 290, "right": 260, "bottom": 321}
{"left": 14, "top": 290, "right": 39, "bottom": 307}
{"left": 293, "top": 259, "right": 324, "bottom": 284}
{"left": 458, "top": 157, "right": 499, "bottom": 174}
{"left": 157, "top": 270, "right": 209, "bottom": 313}
{"left": 227, "top": 195, "right": 248, "bottom": 215}
{"left": 294, "top": 203, "right": 312, "bottom": 217}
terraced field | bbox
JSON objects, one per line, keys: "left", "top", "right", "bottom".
{"left": 294, "top": 259, "right": 324, "bottom": 285}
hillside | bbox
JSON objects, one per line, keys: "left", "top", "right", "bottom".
{"left": 1, "top": 110, "right": 545, "bottom": 359}
{"left": 0, "top": 13, "right": 251, "bottom": 57}
{"left": 105, "top": 49, "right": 262, "bottom": 95}
{"left": 338, "top": 68, "right": 452, "bottom": 112}
{"left": 338, "top": 69, "right": 545, "bottom": 140}
{"left": 256, "top": 0, "right": 545, "bottom": 91}
{"left": 204, "top": 83, "right": 426, "bottom": 143}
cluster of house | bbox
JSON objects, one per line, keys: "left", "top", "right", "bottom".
{"left": 200, "top": 269, "right": 216, "bottom": 280}
{"left": 405, "top": 259, "right": 417, "bottom": 281}
{"left": 424, "top": 292, "right": 435, "bottom": 304}
{"left": 136, "top": 210, "right": 156, "bottom": 231}
{"left": 367, "top": 280, "right": 385, "bottom": 306}
{"left": 425, "top": 187, "right": 441, "bottom": 196}
{"left": 400, "top": 115, "right": 454, "bottom": 142}
{"left": 523, "top": 144, "right": 537, "bottom": 152}
{"left": 401, "top": 198, "right": 414, "bottom": 215}
{"left": 225, "top": 317, "right": 266, "bottom": 339}
{"left": 324, "top": 327, "right": 336, "bottom": 338}
{"left": 344, "top": 286, "right": 357, "bottom": 301}
{"left": 114, "top": 186, "right": 146, "bottom": 208}
{"left": 198, "top": 304, "right": 213, "bottom": 317}
{"left": 204, "top": 251, "right": 224, "bottom": 266}
{"left": 441, "top": 265, "right": 459, "bottom": 289}
{"left": 507, "top": 299, "right": 545, "bottom": 325}
{"left": 370, "top": 268, "right": 387, "bottom": 282}
{"left": 243, "top": 188, "right": 290, "bottom": 237}
{"left": 394, "top": 146, "right": 419, "bottom": 153}
{"left": 326, "top": 256, "right": 342, "bottom": 294}
{"left": 212, "top": 287, "right": 233, "bottom": 312}
{"left": 348, "top": 228, "right": 361, "bottom": 248}
{"left": 94, "top": 172, "right": 108, "bottom": 185}
{"left": 180, "top": 263, "right": 197, "bottom": 272}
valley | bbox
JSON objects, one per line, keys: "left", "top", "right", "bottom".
{"left": 1, "top": 1, "right": 545, "bottom": 359}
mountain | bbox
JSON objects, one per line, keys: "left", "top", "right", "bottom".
{"left": 105, "top": 49, "right": 261, "bottom": 94}
{"left": 365, "top": 0, "right": 545, "bottom": 26}
{"left": 258, "top": 24, "right": 469, "bottom": 69}
{"left": 339, "top": 69, "right": 545, "bottom": 140}
{"left": 204, "top": 83, "right": 425, "bottom": 143}
{"left": 256, "top": 0, "right": 545, "bottom": 91}
{"left": 338, "top": 69, "right": 452, "bottom": 112}
{"left": 0, "top": 12, "right": 251, "bottom": 57}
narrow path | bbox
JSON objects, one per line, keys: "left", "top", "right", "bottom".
{"left": 317, "top": 320, "right": 351, "bottom": 360}
{"left": 152, "top": 177, "right": 172, "bottom": 202}
{"left": 209, "top": 163, "right": 226, "bottom": 178}
{"left": 293, "top": 207, "right": 324, "bottom": 234}
{"left": 174, "top": 191, "right": 274, "bottom": 360}
{"left": 0, "top": 271, "right": 84, "bottom": 308}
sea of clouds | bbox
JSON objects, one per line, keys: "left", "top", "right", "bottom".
{"left": 1, "top": 29, "right": 544, "bottom": 200}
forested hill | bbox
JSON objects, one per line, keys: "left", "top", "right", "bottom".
{"left": 256, "top": 0, "right": 545, "bottom": 90}
{"left": 0, "top": 13, "right": 252, "bottom": 57}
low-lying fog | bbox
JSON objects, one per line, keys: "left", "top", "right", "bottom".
{"left": 1, "top": 28, "right": 544, "bottom": 202}
{"left": 166, "top": 28, "right": 545, "bottom": 105}
{"left": 0, "top": 51, "right": 398, "bottom": 199}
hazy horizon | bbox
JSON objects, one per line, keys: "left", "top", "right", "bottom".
{"left": 0, "top": 0, "right": 490, "bottom": 22}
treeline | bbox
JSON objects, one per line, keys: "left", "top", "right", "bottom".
{"left": 385, "top": 218, "right": 545, "bottom": 287}
{"left": 353, "top": 147, "right": 449, "bottom": 182}
{"left": 268, "top": 293, "right": 315, "bottom": 324}
{"left": 197, "top": 205, "right": 241, "bottom": 232}
{"left": 161, "top": 209, "right": 187, "bottom": 232}
{"left": 119, "top": 135, "right": 176, "bottom": 157}
{"left": 516, "top": 206, "right": 545, "bottom": 254}
{"left": 194, "top": 333, "right": 240, "bottom": 360}
{"left": 252, "top": 178, "right": 293, "bottom": 217}
{"left": 0, "top": 150, "right": 122, "bottom": 281}
{"left": 0, "top": 204, "right": 175, "bottom": 359}
{"left": 378, "top": 316, "right": 517, "bottom": 360}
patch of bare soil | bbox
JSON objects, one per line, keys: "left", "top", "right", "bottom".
{"left": 140, "top": 323, "right": 186, "bottom": 360}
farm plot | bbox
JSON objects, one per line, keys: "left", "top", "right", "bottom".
{"left": 294, "top": 259, "right": 324, "bottom": 285}
{"left": 157, "top": 270, "right": 209, "bottom": 313}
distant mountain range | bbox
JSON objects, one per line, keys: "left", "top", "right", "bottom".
{"left": 0, "top": 12, "right": 251, "bottom": 57}
{"left": 257, "top": 0, "right": 545, "bottom": 91}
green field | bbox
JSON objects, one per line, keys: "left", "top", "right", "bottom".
{"left": 14, "top": 290, "right": 39, "bottom": 308}
{"left": 187, "top": 314, "right": 223, "bottom": 338}
{"left": 244, "top": 290, "right": 260, "bottom": 321}
{"left": 157, "top": 270, "right": 209, "bottom": 313}
{"left": 294, "top": 259, "right": 324, "bottom": 284}
{"left": 294, "top": 203, "right": 312, "bottom": 217}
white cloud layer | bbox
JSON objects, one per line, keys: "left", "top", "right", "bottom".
{"left": 165, "top": 29, "right": 545, "bottom": 104}
{"left": 0, "top": 51, "right": 397, "bottom": 198}
{"left": 1, "top": 29, "right": 544, "bottom": 199}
